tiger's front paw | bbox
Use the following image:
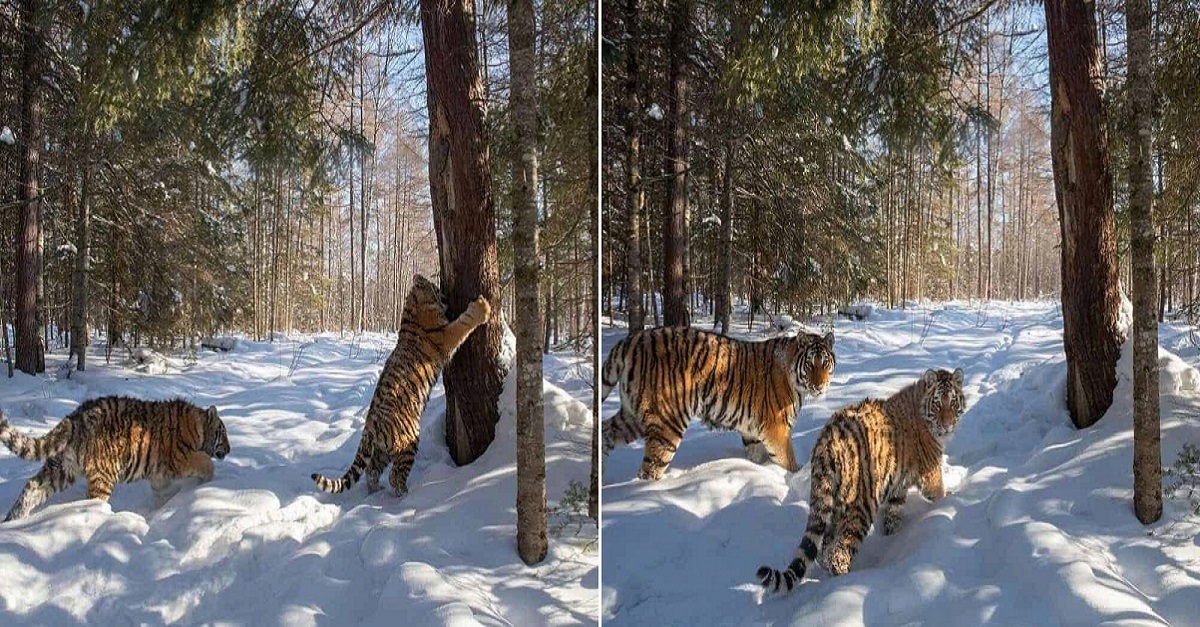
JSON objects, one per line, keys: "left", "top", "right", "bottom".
{"left": 467, "top": 296, "right": 491, "bottom": 324}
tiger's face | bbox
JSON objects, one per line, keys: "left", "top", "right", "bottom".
{"left": 921, "top": 368, "right": 965, "bottom": 438}
{"left": 796, "top": 332, "right": 836, "bottom": 396}
{"left": 203, "top": 405, "right": 231, "bottom": 460}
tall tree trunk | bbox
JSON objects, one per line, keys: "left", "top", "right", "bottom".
{"left": 1045, "top": 0, "right": 1122, "bottom": 429}
{"left": 623, "top": 0, "right": 645, "bottom": 333}
{"left": 421, "top": 0, "right": 506, "bottom": 466}
{"left": 1126, "top": 0, "right": 1161, "bottom": 524}
{"left": 588, "top": 12, "right": 600, "bottom": 523}
{"left": 715, "top": 139, "right": 734, "bottom": 334}
{"left": 661, "top": 0, "right": 691, "bottom": 327}
{"left": 71, "top": 132, "right": 91, "bottom": 371}
{"left": 509, "top": 0, "right": 547, "bottom": 565}
{"left": 15, "top": 0, "right": 43, "bottom": 375}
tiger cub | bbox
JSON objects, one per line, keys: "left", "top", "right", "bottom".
{"left": 601, "top": 326, "right": 835, "bottom": 481}
{"left": 312, "top": 274, "right": 490, "bottom": 497}
{"left": 757, "top": 368, "right": 966, "bottom": 593}
{"left": 0, "top": 396, "right": 231, "bottom": 522}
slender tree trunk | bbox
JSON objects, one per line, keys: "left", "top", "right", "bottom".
{"left": 661, "top": 0, "right": 691, "bottom": 327}
{"left": 1045, "top": 0, "right": 1122, "bottom": 429}
{"left": 421, "top": 0, "right": 506, "bottom": 465}
{"left": 1126, "top": 0, "right": 1161, "bottom": 524}
{"left": 623, "top": 0, "right": 645, "bottom": 332}
{"left": 71, "top": 131, "right": 91, "bottom": 371}
{"left": 509, "top": 0, "right": 547, "bottom": 565}
{"left": 588, "top": 13, "right": 599, "bottom": 523}
{"left": 15, "top": 0, "right": 43, "bottom": 375}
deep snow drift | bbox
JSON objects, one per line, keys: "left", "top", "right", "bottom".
{"left": 601, "top": 302, "right": 1200, "bottom": 626}
{"left": 0, "top": 333, "right": 597, "bottom": 625}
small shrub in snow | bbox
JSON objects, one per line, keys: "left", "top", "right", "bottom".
{"left": 1164, "top": 443, "right": 1200, "bottom": 516}
{"left": 549, "top": 480, "right": 594, "bottom": 539}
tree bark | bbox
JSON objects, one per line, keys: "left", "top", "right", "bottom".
{"left": 661, "top": 0, "right": 691, "bottom": 327}
{"left": 623, "top": 0, "right": 645, "bottom": 333}
{"left": 420, "top": 0, "right": 506, "bottom": 466}
{"left": 1126, "top": 0, "right": 1161, "bottom": 525}
{"left": 71, "top": 132, "right": 91, "bottom": 372}
{"left": 588, "top": 13, "right": 600, "bottom": 524}
{"left": 15, "top": 0, "right": 44, "bottom": 375}
{"left": 508, "top": 0, "right": 547, "bottom": 565}
{"left": 1044, "top": 0, "right": 1122, "bottom": 429}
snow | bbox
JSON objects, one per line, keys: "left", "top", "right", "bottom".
{"left": 601, "top": 301, "right": 1200, "bottom": 626}
{"left": 0, "top": 333, "right": 596, "bottom": 624}
{"left": 646, "top": 103, "right": 664, "bottom": 121}
{"left": 0, "top": 126, "right": 14, "bottom": 145}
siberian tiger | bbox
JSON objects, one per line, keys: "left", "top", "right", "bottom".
{"left": 0, "top": 396, "right": 231, "bottom": 522}
{"left": 311, "top": 274, "right": 490, "bottom": 497}
{"left": 601, "top": 326, "right": 836, "bottom": 481}
{"left": 757, "top": 368, "right": 966, "bottom": 593}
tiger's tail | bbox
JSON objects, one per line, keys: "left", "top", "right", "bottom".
{"left": 0, "top": 408, "right": 72, "bottom": 461}
{"left": 757, "top": 453, "right": 836, "bottom": 593}
{"left": 312, "top": 431, "right": 373, "bottom": 493}
{"left": 600, "top": 336, "right": 632, "bottom": 401}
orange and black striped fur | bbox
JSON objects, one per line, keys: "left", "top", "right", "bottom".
{"left": 758, "top": 368, "right": 966, "bottom": 593}
{"left": 0, "top": 397, "right": 230, "bottom": 522}
{"left": 601, "top": 326, "right": 835, "bottom": 481}
{"left": 312, "top": 275, "right": 490, "bottom": 497}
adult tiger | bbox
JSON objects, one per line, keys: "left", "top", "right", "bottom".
{"left": 0, "top": 397, "right": 231, "bottom": 521}
{"left": 601, "top": 326, "right": 835, "bottom": 481}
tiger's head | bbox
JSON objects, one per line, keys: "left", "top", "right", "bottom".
{"left": 920, "top": 368, "right": 965, "bottom": 438}
{"left": 407, "top": 274, "right": 450, "bottom": 326}
{"left": 794, "top": 331, "right": 836, "bottom": 396}
{"left": 202, "top": 405, "right": 231, "bottom": 460}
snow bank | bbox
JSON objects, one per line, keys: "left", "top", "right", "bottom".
{"left": 602, "top": 302, "right": 1200, "bottom": 626}
{"left": 0, "top": 334, "right": 596, "bottom": 624}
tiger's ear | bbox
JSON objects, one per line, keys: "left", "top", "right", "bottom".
{"left": 952, "top": 368, "right": 964, "bottom": 385}
{"left": 822, "top": 332, "right": 834, "bottom": 350}
{"left": 206, "top": 405, "right": 219, "bottom": 420}
{"left": 922, "top": 369, "right": 938, "bottom": 384}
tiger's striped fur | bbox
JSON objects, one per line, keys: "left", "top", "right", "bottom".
{"left": 601, "top": 326, "right": 835, "bottom": 481}
{"left": 311, "top": 274, "right": 490, "bottom": 497}
{"left": 0, "top": 396, "right": 231, "bottom": 522}
{"left": 757, "top": 368, "right": 966, "bottom": 593}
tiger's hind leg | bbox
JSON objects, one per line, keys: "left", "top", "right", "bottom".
{"left": 638, "top": 411, "right": 684, "bottom": 481}
{"left": 826, "top": 503, "right": 872, "bottom": 576}
{"left": 365, "top": 444, "right": 388, "bottom": 494}
{"left": 883, "top": 492, "right": 907, "bottom": 536}
{"left": 762, "top": 422, "right": 800, "bottom": 472}
{"left": 388, "top": 438, "right": 419, "bottom": 497}
{"left": 602, "top": 407, "right": 643, "bottom": 463}
{"left": 4, "top": 456, "right": 77, "bottom": 522}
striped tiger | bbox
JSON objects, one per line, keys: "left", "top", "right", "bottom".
{"left": 601, "top": 326, "right": 836, "bottom": 481}
{"left": 0, "top": 396, "right": 231, "bottom": 522}
{"left": 312, "top": 274, "right": 490, "bottom": 497}
{"left": 757, "top": 368, "right": 966, "bottom": 593}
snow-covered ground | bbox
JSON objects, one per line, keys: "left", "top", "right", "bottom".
{"left": 0, "top": 333, "right": 597, "bottom": 625}
{"left": 601, "top": 301, "right": 1200, "bottom": 626}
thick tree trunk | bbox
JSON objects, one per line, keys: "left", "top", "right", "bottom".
{"left": 623, "top": 0, "right": 645, "bottom": 333}
{"left": 661, "top": 0, "right": 690, "bottom": 327}
{"left": 421, "top": 0, "right": 506, "bottom": 466}
{"left": 15, "top": 0, "right": 43, "bottom": 375}
{"left": 508, "top": 0, "right": 547, "bottom": 565}
{"left": 1045, "top": 0, "right": 1122, "bottom": 429}
{"left": 1126, "top": 0, "right": 1161, "bottom": 525}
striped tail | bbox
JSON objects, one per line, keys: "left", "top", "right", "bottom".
{"left": 312, "top": 433, "right": 372, "bottom": 493}
{"left": 0, "top": 410, "right": 71, "bottom": 461}
{"left": 600, "top": 337, "right": 630, "bottom": 401}
{"left": 757, "top": 458, "right": 836, "bottom": 593}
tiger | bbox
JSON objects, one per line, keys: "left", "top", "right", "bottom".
{"left": 757, "top": 367, "right": 966, "bottom": 593}
{"left": 0, "top": 396, "right": 231, "bottom": 522}
{"left": 600, "top": 326, "right": 836, "bottom": 481}
{"left": 311, "top": 274, "right": 490, "bottom": 497}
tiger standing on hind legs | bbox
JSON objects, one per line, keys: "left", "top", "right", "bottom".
{"left": 311, "top": 274, "right": 491, "bottom": 498}
{"left": 600, "top": 326, "right": 836, "bottom": 481}
{"left": 757, "top": 367, "right": 967, "bottom": 594}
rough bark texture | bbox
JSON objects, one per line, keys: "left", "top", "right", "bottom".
{"left": 1126, "top": 0, "right": 1161, "bottom": 524}
{"left": 715, "top": 140, "right": 733, "bottom": 335}
{"left": 623, "top": 0, "right": 645, "bottom": 333}
{"left": 508, "top": 0, "right": 547, "bottom": 565}
{"left": 420, "top": 0, "right": 505, "bottom": 466}
{"left": 661, "top": 0, "right": 690, "bottom": 328}
{"left": 588, "top": 14, "right": 600, "bottom": 524}
{"left": 15, "top": 0, "right": 44, "bottom": 375}
{"left": 71, "top": 150, "right": 90, "bottom": 372}
{"left": 1044, "top": 0, "right": 1122, "bottom": 429}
